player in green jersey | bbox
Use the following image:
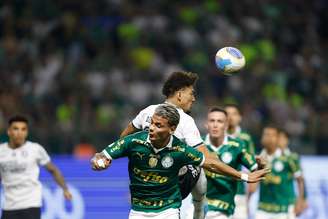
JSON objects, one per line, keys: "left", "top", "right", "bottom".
{"left": 278, "top": 129, "right": 307, "bottom": 217}
{"left": 250, "top": 125, "right": 304, "bottom": 219}
{"left": 203, "top": 107, "right": 260, "bottom": 219}
{"left": 91, "top": 104, "right": 269, "bottom": 219}
{"left": 225, "top": 104, "right": 256, "bottom": 219}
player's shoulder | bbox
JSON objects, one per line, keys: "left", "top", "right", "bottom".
{"left": 227, "top": 136, "right": 244, "bottom": 148}
{"left": 239, "top": 130, "right": 252, "bottom": 141}
{"left": 126, "top": 130, "right": 149, "bottom": 144}
{"left": 25, "top": 141, "right": 45, "bottom": 150}
{"left": 139, "top": 104, "right": 158, "bottom": 114}
{"left": 170, "top": 135, "right": 190, "bottom": 152}
{"left": 0, "top": 142, "right": 8, "bottom": 151}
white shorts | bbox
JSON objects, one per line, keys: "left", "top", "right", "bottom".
{"left": 180, "top": 194, "right": 193, "bottom": 219}
{"left": 129, "top": 208, "right": 180, "bottom": 219}
{"left": 255, "top": 206, "right": 295, "bottom": 219}
{"left": 206, "top": 211, "right": 231, "bottom": 219}
{"left": 232, "top": 194, "right": 247, "bottom": 219}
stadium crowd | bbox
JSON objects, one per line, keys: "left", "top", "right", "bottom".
{"left": 0, "top": 0, "right": 327, "bottom": 154}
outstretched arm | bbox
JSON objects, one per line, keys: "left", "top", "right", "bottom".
{"left": 45, "top": 162, "right": 72, "bottom": 200}
{"left": 91, "top": 152, "right": 112, "bottom": 170}
{"left": 202, "top": 156, "right": 270, "bottom": 183}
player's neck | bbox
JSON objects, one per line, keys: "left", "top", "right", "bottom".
{"left": 266, "top": 146, "right": 277, "bottom": 155}
{"left": 8, "top": 141, "right": 25, "bottom": 149}
{"left": 151, "top": 137, "right": 170, "bottom": 150}
{"left": 210, "top": 135, "right": 225, "bottom": 147}
{"left": 165, "top": 98, "right": 181, "bottom": 109}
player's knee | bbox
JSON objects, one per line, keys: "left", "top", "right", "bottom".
{"left": 191, "top": 170, "right": 207, "bottom": 201}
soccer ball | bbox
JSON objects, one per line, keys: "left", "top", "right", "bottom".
{"left": 215, "top": 47, "right": 245, "bottom": 74}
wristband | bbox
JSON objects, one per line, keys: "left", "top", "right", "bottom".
{"left": 241, "top": 173, "right": 249, "bottom": 182}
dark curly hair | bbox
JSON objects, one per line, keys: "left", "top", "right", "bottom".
{"left": 162, "top": 71, "right": 198, "bottom": 98}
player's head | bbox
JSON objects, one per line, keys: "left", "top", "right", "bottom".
{"left": 162, "top": 71, "right": 198, "bottom": 113}
{"left": 261, "top": 125, "right": 279, "bottom": 151}
{"left": 278, "top": 129, "right": 289, "bottom": 150}
{"left": 224, "top": 104, "right": 241, "bottom": 129}
{"left": 205, "top": 107, "right": 228, "bottom": 139}
{"left": 149, "top": 104, "right": 180, "bottom": 148}
{"left": 7, "top": 115, "right": 29, "bottom": 147}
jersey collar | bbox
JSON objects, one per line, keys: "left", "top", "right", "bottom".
{"left": 146, "top": 135, "right": 173, "bottom": 153}
{"left": 283, "top": 148, "right": 291, "bottom": 155}
{"left": 205, "top": 134, "right": 228, "bottom": 152}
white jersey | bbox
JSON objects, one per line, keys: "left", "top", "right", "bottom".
{"left": 0, "top": 141, "right": 50, "bottom": 210}
{"left": 132, "top": 104, "right": 203, "bottom": 148}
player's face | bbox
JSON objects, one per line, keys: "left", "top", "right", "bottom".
{"left": 177, "top": 86, "right": 195, "bottom": 113}
{"left": 261, "top": 127, "right": 278, "bottom": 150}
{"left": 206, "top": 111, "right": 227, "bottom": 139}
{"left": 149, "top": 114, "right": 175, "bottom": 149}
{"left": 278, "top": 132, "right": 289, "bottom": 149}
{"left": 7, "top": 122, "right": 28, "bottom": 147}
{"left": 225, "top": 106, "right": 241, "bottom": 128}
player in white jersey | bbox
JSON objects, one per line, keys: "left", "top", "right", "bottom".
{"left": 120, "top": 71, "right": 268, "bottom": 219}
{"left": 0, "top": 115, "right": 72, "bottom": 219}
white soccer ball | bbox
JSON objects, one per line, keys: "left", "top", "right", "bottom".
{"left": 215, "top": 47, "right": 246, "bottom": 74}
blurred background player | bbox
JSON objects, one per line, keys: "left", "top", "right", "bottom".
{"left": 120, "top": 71, "right": 268, "bottom": 219}
{"left": 0, "top": 115, "right": 72, "bottom": 219}
{"left": 92, "top": 104, "right": 268, "bottom": 219}
{"left": 250, "top": 125, "right": 305, "bottom": 219}
{"left": 203, "top": 107, "right": 260, "bottom": 219}
{"left": 225, "top": 104, "right": 256, "bottom": 219}
{"left": 278, "top": 129, "right": 308, "bottom": 216}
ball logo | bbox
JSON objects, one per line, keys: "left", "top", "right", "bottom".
{"left": 226, "top": 47, "right": 243, "bottom": 59}
{"left": 161, "top": 155, "right": 173, "bottom": 168}
{"left": 221, "top": 152, "right": 233, "bottom": 164}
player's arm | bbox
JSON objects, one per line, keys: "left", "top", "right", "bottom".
{"left": 91, "top": 137, "right": 131, "bottom": 170}
{"left": 44, "top": 162, "right": 72, "bottom": 200}
{"left": 120, "top": 122, "right": 140, "bottom": 138}
{"left": 202, "top": 155, "right": 269, "bottom": 183}
{"left": 289, "top": 155, "right": 306, "bottom": 216}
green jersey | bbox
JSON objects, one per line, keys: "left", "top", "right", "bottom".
{"left": 204, "top": 135, "right": 257, "bottom": 216}
{"left": 102, "top": 131, "right": 204, "bottom": 213}
{"left": 227, "top": 126, "right": 256, "bottom": 195}
{"left": 258, "top": 149, "right": 301, "bottom": 213}
{"left": 283, "top": 148, "right": 303, "bottom": 204}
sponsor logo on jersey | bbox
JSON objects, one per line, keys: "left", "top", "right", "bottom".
{"left": 161, "top": 155, "right": 174, "bottom": 168}
{"left": 221, "top": 152, "right": 233, "bottom": 164}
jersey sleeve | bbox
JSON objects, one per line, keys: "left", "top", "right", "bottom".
{"left": 102, "top": 137, "right": 132, "bottom": 160}
{"left": 179, "top": 145, "right": 205, "bottom": 167}
{"left": 288, "top": 153, "right": 302, "bottom": 178}
{"left": 182, "top": 118, "right": 203, "bottom": 148}
{"left": 131, "top": 106, "right": 152, "bottom": 130}
{"left": 240, "top": 133, "right": 256, "bottom": 154}
{"left": 36, "top": 144, "right": 51, "bottom": 166}
{"left": 239, "top": 142, "right": 258, "bottom": 171}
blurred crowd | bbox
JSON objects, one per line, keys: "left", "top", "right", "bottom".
{"left": 0, "top": 0, "right": 327, "bottom": 155}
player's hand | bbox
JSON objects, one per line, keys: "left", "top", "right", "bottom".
{"left": 91, "top": 152, "right": 111, "bottom": 171}
{"left": 246, "top": 168, "right": 270, "bottom": 183}
{"left": 294, "top": 198, "right": 306, "bottom": 216}
{"left": 255, "top": 155, "right": 267, "bottom": 169}
{"left": 63, "top": 189, "right": 73, "bottom": 200}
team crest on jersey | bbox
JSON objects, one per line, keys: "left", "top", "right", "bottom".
{"left": 148, "top": 157, "right": 158, "bottom": 168}
{"left": 221, "top": 152, "right": 232, "bottom": 164}
{"left": 161, "top": 155, "right": 174, "bottom": 168}
{"left": 273, "top": 161, "right": 284, "bottom": 172}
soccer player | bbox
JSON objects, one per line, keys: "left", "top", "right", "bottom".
{"left": 250, "top": 125, "right": 304, "bottom": 219}
{"left": 0, "top": 115, "right": 72, "bottom": 219}
{"left": 91, "top": 104, "right": 269, "bottom": 219}
{"left": 120, "top": 71, "right": 265, "bottom": 219}
{"left": 203, "top": 107, "right": 260, "bottom": 219}
{"left": 224, "top": 104, "right": 256, "bottom": 219}
{"left": 278, "top": 129, "right": 307, "bottom": 216}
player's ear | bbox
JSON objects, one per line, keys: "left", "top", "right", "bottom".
{"left": 169, "top": 125, "right": 177, "bottom": 134}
